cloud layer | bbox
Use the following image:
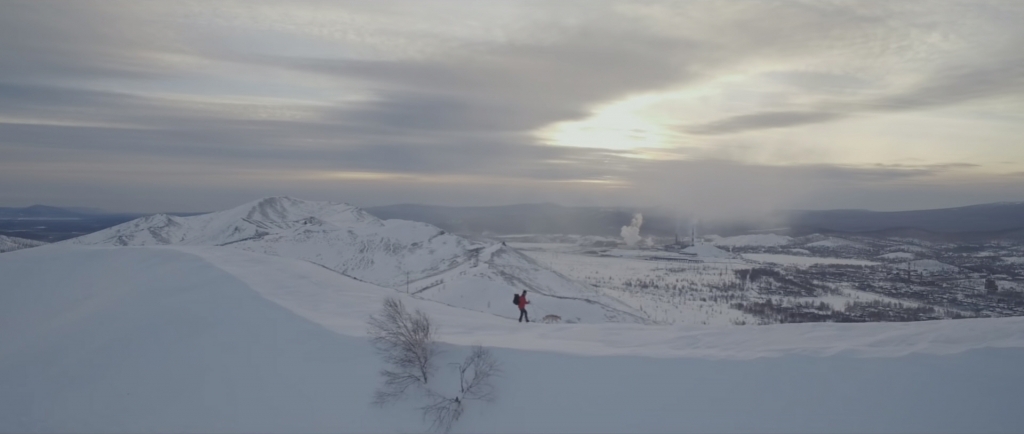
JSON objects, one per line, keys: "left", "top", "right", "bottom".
{"left": 1, "top": 1, "right": 1022, "bottom": 214}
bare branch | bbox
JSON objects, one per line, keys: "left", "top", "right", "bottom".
{"left": 459, "top": 346, "right": 501, "bottom": 402}
{"left": 367, "top": 297, "right": 439, "bottom": 405}
{"left": 368, "top": 298, "right": 501, "bottom": 433}
{"left": 421, "top": 390, "right": 463, "bottom": 433}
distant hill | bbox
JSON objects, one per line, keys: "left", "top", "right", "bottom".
{"left": 786, "top": 202, "right": 1024, "bottom": 236}
{"left": 0, "top": 205, "right": 159, "bottom": 242}
{"left": 366, "top": 203, "right": 644, "bottom": 236}
{"left": 0, "top": 204, "right": 95, "bottom": 220}
{"left": 6, "top": 201, "right": 1024, "bottom": 243}
{"left": 368, "top": 202, "right": 1024, "bottom": 240}
{"left": 365, "top": 203, "right": 756, "bottom": 237}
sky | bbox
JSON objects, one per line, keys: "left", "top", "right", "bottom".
{"left": 1, "top": 1, "right": 1023, "bottom": 214}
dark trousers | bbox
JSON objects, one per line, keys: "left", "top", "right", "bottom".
{"left": 519, "top": 308, "right": 529, "bottom": 322}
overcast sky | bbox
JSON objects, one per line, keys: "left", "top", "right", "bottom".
{"left": 2, "top": 1, "right": 1023, "bottom": 214}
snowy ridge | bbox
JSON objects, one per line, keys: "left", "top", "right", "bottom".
{"left": 188, "top": 245, "right": 1024, "bottom": 359}
{"left": 68, "top": 197, "right": 383, "bottom": 247}
{"left": 413, "top": 243, "right": 645, "bottom": 322}
{"left": 66, "top": 197, "right": 644, "bottom": 323}
{"left": 0, "top": 235, "right": 46, "bottom": 253}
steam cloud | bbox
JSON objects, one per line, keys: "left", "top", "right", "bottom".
{"left": 620, "top": 213, "right": 643, "bottom": 247}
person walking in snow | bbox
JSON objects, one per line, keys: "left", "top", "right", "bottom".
{"left": 518, "top": 290, "right": 530, "bottom": 323}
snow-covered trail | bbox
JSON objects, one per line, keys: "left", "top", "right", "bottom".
{"left": 182, "top": 245, "right": 1024, "bottom": 360}
{"left": 3, "top": 245, "right": 1024, "bottom": 433}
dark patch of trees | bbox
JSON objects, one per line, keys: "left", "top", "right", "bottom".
{"left": 732, "top": 299, "right": 949, "bottom": 323}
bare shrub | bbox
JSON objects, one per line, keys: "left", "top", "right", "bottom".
{"left": 368, "top": 298, "right": 501, "bottom": 433}
{"left": 422, "top": 391, "right": 463, "bottom": 433}
{"left": 422, "top": 346, "right": 501, "bottom": 433}
{"left": 455, "top": 345, "right": 500, "bottom": 402}
{"left": 368, "top": 296, "right": 439, "bottom": 406}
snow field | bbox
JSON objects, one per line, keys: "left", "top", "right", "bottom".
{"left": 520, "top": 249, "right": 759, "bottom": 326}
{"left": 3, "top": 245, "right": 1024, "bottom": 433}
{"left": 517, "top": 243, "right": 979, "bottom": 326}
{"left": 743, "top": 253, "right": 879, "bottom": 267}
{"left": 878, "top": 252, "right": 916, "bottom": 260}
{"left": 713, "top": 233, "right": 793, "bottom": 247}
{"left": 805, "top": 238, "right": 869, "bottom": 249}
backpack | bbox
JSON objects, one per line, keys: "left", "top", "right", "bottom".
{"left": 513, "top": 294, "right": 520, "bottom": 306}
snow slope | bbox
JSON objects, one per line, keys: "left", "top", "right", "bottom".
{"left": 0, "top": 234, "right": 45, "bottom": 253}
{"left": 2, "top": 245, "right": 1024, "bottom": 433}
{"left": 66, "top": 197, "right": 643, "bottom": 323}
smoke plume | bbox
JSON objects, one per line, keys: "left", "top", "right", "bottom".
{"left": 620, "top": 213, "right": 643, "bottom": 247}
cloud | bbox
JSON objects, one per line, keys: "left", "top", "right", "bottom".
{"left": 687, "top": 3, "right": 1024, "bottom": 135}
{"left": 688, "top": 111, "right": 846, "bottom": 135}
{"left": 0, "top": 1, "right": 1022, "bottom": 212}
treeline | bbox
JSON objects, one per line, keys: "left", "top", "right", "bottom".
{"left": 731, "top": 298, "right": 961, "bottom": 324}
{"left": 734, "top": 267, "right": 840, "bottom": 297}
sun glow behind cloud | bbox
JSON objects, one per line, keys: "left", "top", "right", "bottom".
{"left": 535, "top": 92, "right": 683, "bottom": 152}
{"left": 2, "top": 1, "right": 1023, "bottom": 212}
{"left": 536, "top": 66, "right": 1024, "bottom": 174}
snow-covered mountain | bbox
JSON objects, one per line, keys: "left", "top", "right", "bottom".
{"left": 67, "top": 197, "right": 644, "bottom": 323}
{"left": 0, "top": 235, "right": 46, "bottom": 253}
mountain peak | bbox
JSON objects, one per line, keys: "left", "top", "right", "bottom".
{"left": 231, "top": 196, "right": 379, "bottom": 229}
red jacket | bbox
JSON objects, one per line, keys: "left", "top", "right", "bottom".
{"left": 518, "top": 294, "right": 529, "bottom": 310}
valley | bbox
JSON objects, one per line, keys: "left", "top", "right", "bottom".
{"left": 503, "top": 232, "right": 1024, "bottom": 326}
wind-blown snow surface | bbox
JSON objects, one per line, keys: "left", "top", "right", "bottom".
{"left": 66, "top": 197, "right": 642, "bottom": 323}
{"left": 0, "top": 234, "right": 45, "bottom": 253}
{"left": 3, "top": 245, "right": 1024, "bottom": 433}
